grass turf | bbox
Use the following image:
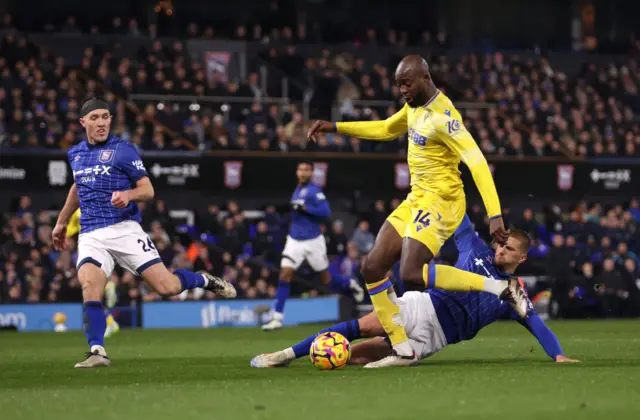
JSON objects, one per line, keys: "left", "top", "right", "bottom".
{"left": 1, "top": 320, "right": 639, "bottom": 420}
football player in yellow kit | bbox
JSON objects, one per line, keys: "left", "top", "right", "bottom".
{"left": 307, "top": 55, "right": 528, "bottom": 367}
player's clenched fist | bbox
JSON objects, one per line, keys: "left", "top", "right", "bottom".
{"left": 306, "top": 120, "right": 336, "bottom": 141}
{"left": 111, "top": 191, "right": 131, "bottom": 208}
{"left": 52, "top": 223, "right": 68, "bottom": 251}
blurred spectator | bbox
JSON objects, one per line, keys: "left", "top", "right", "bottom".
{"left": 597, "top": 258, "right": 630, "bottom": 318}
{"left": 351, "top": 220, "right": 375, "bottom": 255}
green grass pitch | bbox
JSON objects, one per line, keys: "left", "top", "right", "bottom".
{"left": 1, "top": 320, "right": 639, "bottom": 420}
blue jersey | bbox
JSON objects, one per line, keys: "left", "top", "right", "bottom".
{"left": 68, "top": 136, "right": 148, "bottom": 234}
{"left": 289, "top": 182, "right": 331, "bottom": 240}
{"left": 427, "top": 215, "right": 564, "bottom": 359}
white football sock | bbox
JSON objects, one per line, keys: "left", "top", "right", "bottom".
{"left": 393, "top": 340, "right": 414, "bottom": 357}
{"left": 201, "top": 274, "right": 209, "bottom": 288}
{"left": 484, "top": 279, "right": 509, "bottom": 296}
{"left": 90, "top": 345, "right": 107, "bottom": 356}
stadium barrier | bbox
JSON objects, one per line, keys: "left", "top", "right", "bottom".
{"left": 1, "top": 151, "right": 638, "bottom": 200}
{"left": 0, "top": 297, "right": 339, "bottom": 331}
{"left": 143, "top": 296, "right": 340, "bottom": 329}
{"left": 0, "top": 303, "right": 83, "bottom": 332}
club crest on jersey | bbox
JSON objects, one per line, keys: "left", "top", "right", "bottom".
{"left": 73, "top": 155, "right": 80, "bottom": 162}
{"left": 99, "top": 150, "right": 114, "bottom": 163}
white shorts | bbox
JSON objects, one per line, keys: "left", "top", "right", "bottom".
{"left": 398, "top": 291, "right": 448, "bottom": 360}
{"left": 280, "top": 235, "right": 329, "bottom": 272}
{"left": 77, "top": 220, "right": 162, "bottom": 278}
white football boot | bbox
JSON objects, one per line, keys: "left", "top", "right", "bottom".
{"left": 250, "top": 350, "right": 294, "bottom": 368}
{"left": 262, "top": 312, "right": 284, "bottom": 331}
{"left": 74, "top": 346, "right": 111, "bottom": 368}
{"left": 363, "top": 349, "right": 419, "bottom": 368}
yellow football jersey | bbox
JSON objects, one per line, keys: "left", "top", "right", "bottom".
{"left": 336, "top": 90, "right": 500, "bottom": 218}
{"left": 67, "top": 209, "right": 81, "bottom": 238}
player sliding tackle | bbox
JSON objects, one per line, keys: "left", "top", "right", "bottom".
{"left": 251, "top": 223, "right": 581, "bottom": 368}
{"left": 52, "top": 97, "right": 237, "bottom": 369}
{"left": 307, "top": 55, "right": 528, "bottom": 367}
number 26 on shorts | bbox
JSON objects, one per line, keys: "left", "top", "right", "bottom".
{"left": 137, "top": 236, "right": 156, "bottom": 253}
{"left": 413, "top": 209, "right": 431, "bottom": 231}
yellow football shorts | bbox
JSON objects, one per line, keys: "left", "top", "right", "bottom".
{"left": 387, "top": 190, "right": 466, "bottom": 255}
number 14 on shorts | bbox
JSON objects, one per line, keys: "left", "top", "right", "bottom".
{"left": 413, "top": 209, "right": 431, "bottom": 232}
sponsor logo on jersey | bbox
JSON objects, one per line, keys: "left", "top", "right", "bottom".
{"left": 224, "top": 161, "right": 243, "bottom": 189}
{"left": 99, "top": 149, "right": 114, "bottom": 163}
{"left": 132, "top": 160, "right": 145, "bottom": 171}
{"left": 446, "top": 119, "right": 461, "bottom": 134}
{"left": 556, "top": 165, "right": 574, "bottom": 191}
{"left": 409, "top": 128, "right": 427, "bottom": 146}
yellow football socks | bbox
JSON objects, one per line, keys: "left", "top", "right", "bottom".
{"left": 366, "top": 278, "right": 409, "bottom": 346}
{"left": 106, "top": 314, "right": 115, "bottom": 326}
{"left": 424, "top": 264, "right": 508, "bottom": 296}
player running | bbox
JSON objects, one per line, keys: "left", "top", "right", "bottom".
{"left": 262, "top": 161, "right": 364, "bottom": 331}
{"left": 251, "top": 221, "right": 581, "bottom": 368}
{"left": 52, "top": 97, "right": 237, "bottom": 368}
{"left": 307, "top": 55, "right": 527, "bottom": 367}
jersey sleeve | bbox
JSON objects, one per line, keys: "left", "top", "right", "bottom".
{"left": 118, "top": 144, "right": 148, "bottom": 183}
{"left": 336, "top": 104, "right": 408, "bottom": 141}
{"left": 436, "top": 111, "right": 501, "bottom": 219}
{"left": 518, "top": 313, "right": 564, "bottom": 360}
{"left": 304, "top": 186, "right": 331, "bottom": 218}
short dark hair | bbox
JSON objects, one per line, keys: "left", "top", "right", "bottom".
{"left": 509, "top": 228, "right": 531, "bottom": 253}
{"left": 297, "top": 160, "right": 313, "bottom": 168}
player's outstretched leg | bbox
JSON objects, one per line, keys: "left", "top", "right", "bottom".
{"left": 399, "top": 238, "right": 530, "bottom": 317}
{"left": 140, "top": 263, "right": 237, "bottom": 299}
{"left": 75, "top": 263, "right": 111, "bottom": 368}
{"left": 423, "top": 264, "right": 530, "bottom": 317}
{"left": 262, "top": 267, "right": 295, "bottom": 331}
{"left": 319, "top": 271, "right": 365, "bottom": 303}
{"left": 251, "top": 312, "right": 385, "bottom": 367}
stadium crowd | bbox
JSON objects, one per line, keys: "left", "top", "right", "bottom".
{"left": 1, "top": 193, "right": 639, "bottom": 319}
{"left": 1, "top": 12, "right": 639, "bottom": 156}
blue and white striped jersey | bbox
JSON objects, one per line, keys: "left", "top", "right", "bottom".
{"left": 68, "top": 136, "right": 148, "bottom": 234}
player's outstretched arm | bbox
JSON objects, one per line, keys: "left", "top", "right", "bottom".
{"left": 307, "top": 105, "right": 408, "bottom": 142}
{"left": 52, "top": 184, "right": 80, "bottom": 251}
{"left": 519, "top": 313, "right": 580, "bottom": 362}
{"left": 111, "top": 177, "right": 155, "bottom": 209}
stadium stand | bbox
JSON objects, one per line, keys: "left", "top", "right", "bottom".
{"left": 1, "top": 4, "right": 639, "bottom": 319}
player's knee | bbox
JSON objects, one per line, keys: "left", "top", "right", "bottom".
{"left": 361, "top": 256, "right": 385, "bottom": 283}
{"left": 399, "top": 265, "right": 423, "bottom": 285}
{"left": 78, "top": 267, "right": 107, "bottom": 301}
{"left": 279, "top": 268, "right": 294, "bottom": 282}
